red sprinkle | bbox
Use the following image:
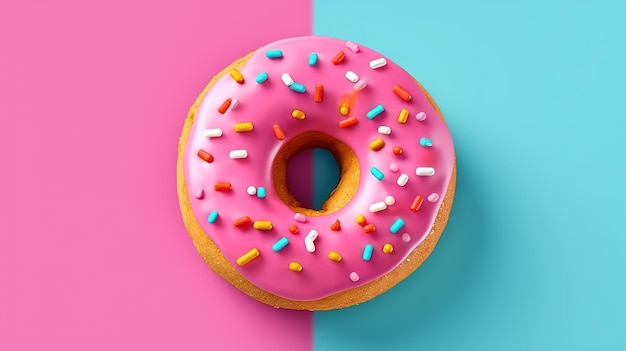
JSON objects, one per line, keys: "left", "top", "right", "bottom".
{"left": 218, "top": 98, "right": 232, "bottom": 114}
{"left": 233, "top": 216, "right": 252, "bottom": 227}
{"left": 289, "top": 225, "right": 299, "bottom": 234}
{"left": 392, "top": 85, "right": 412, "bottom": 101}
{"left": 197, "top": 150, "right": 214, "bottom": 163}
{"left": 410, "top": 195, "right": 424, "bottom": 212}
{"left": 363, "top": 224, "right": 376, "bottom": 233}
{"left": 330, "top": 220, "right": 341, "bottom": 231}
{"left": 393, "top": 146, "right": 403, "bottom": 155}
{"left": 214, "top": 182, "right": 232, "bottom": 191}
{"left": 272, "top": 124, "right": 286, "bottom": 140}
{"left": 332, "top": 51, "right": 345, "bottom": 65}
{"left": 339, "top": 116, "right": 358, "bottom": 128}
{"left": 314, "top": 84, "right": 324, "bottom": 102}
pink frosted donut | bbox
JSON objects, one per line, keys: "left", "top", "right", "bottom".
{"left": 177, "top": 36, "right": 456, "bottom": 310}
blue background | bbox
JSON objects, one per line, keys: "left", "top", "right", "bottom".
{"left": 313, "top": 1, "right": 626, "bottom": 349}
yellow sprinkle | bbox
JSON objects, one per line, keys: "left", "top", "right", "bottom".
{"left": 291, "top": 109, "right": 306, "bottom": 120}
{"left": 369, "top": 138, "right": 385, "bottom": 151}
{"left": 253, "top": 221, "right": 273, "bottom": 230}
{"left": 339, "top": 103, "right": 350, "bottom": 116}
{"left": 383, "top": 243, "right": 394, "bottom": 254}
{"left": 234, "top": 122, "right": 254, "bottom": 132}
{"left": 397, "top": 108, "right": 409, "bottom": 124}
{"left": 356, "top": 214, "right": 367, "bottom": 226}
{"left": 236, "top": 248, "right": 260, "bottom": 266}
{"left": 328, "top": 251, "right": 342, "bottom": 262}
{"left": 229, "top": 69, "right": 244, "bottom": 84}
{"left": 289, "top": 262, "right": 303, "bottom": 272}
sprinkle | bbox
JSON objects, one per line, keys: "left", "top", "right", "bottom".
{"left": 366, "top": 104, "right": 385, "bottom": 119}
{"left": 289, "top": 262, "right": 303, "bottom": 272}
{"left": 390, "top": 218, "right": 405, "bottom": 234}
{"left": 332, "top": 51, "right": 345, "bottom": 64}
{"left": 369, "top": 58, "right": 387, "bottom": 69}
{"left": 369, "top": 138, "right": 385, "bottom": 151}
{"left": 289, "top": 225, "right": 299, "bottom": 234}
{"left": 194, "top": 189, "right": 204, "bottom": 199}
{"left": 265, "top": 49, "right": 283, "bottom": 58}
{"left": 291, "top": 109, "right": 306, "bottom": 120}
{"left": 393, "top": 146, "right": 403, "bottom": 155}
{"left": 234, "top": 122, "right": 254, "bottom": 132}
{"left": 393, "top": 84, "right": 411, "bottom": 101}
{"left": 281, "top": 73, "right": 294, "bottom": 86}
{"left": 289, "top": 83, "right": 306, "bottom": 93}
{"left": 308, "top": 53, "right": 318, "bottom": 66}
{"left": 397, "top": 173, "right": 409, "bottom": 186}
{"left": 218, "top": 98, "right": 232, "bottom": 114}
{"left": 353, "top": 80, "right": 367, "bottom": 91}
{"left": 369, "top": 202, "right": 387, "bottom": 213}
{"left": 328, "top": 251, "right": 342, "bottom": 262}
{"left": 203, "top": 129, "right": 223, "bottom": 138}
{"left": 349, "top": 272, "right": 360, "bottom": 282}
{"left": 428, "top": 193, "right": 439, "bottom": 202}
{"left": 345, "top": 71, "right": 359, "bottom": 83}
{"left": 208, "top": 210, "right": 219, "bottom": 224}
{"left": 306, "top": 230, "right": 319, "bottom": 241}
{"left": 253, "top": 221, "right": 273, "bottom": 230}
{"left": 233, "top": 216, "right": 252, "bottom": 228}
{"left": 229, "top": 69, "right": 244, "bottom": 84}
{"left": 236, "top": 248, "right": 259, "bottom": 266}
{"left": 363, "top": 244, "right": 373, "bottom": 261}
{"left": 330, "top": 220, "right": 341, "bottom": 231}
{"left": 304, "top": 237, "right": 316, "bottom": 253}
{"left": 410, "top": 195, "right": 424, "bottom": 212}
{"left": 197, "top": 150, "right": 214, "bottom": 163}
{"left": 416, "top": 167, "right": 435, "bottom": 176}
{"left": 416, "top": 112, "right": 427, "bottom": 121}
{"left": 370, "top": 166, "right": 384, "bottom": 180}
{"left": 378, "top": 126, "right": 391, "bottom": 135}
{"left": 420, "top": 138, "right": 433, "bottom": 147}
{"left": 272, "top": 124, "right": 286, "bottom": 140}
{"left": 383, "top": 244, "right": 394, "bottom": 254}
{"left": 356, "top": 215, "right": 367, "bottom": 226}
{"left": 384, "top": 196, "right": 396, "bottom": 205}
{"left": 246, "top": 186, "right": 257, "bottom": 195}
{"left": 398, "top": 108, "right": 409, "bottom": 124}
{"left": 339, "top": 116, "right": 358, "bottom": 128}
{"left": 230, "top": 98, "right": 239, "bottom": 110}
{"left": 389, "top": 163, "right": 399, "bottom": 172}
{"left": 345, "top": 41, "right": 360, "bottom": 52}
{"left": 272, "top": 237, "right": 289, "bottom": 252}
{"left": 229, "top": 150, "right": 248, "bottom": 159}
{"left": 294, "top": 213, "right": 307, "bottom": 222}
{"left": 402, "top": 233, "right": 411, "bottom": 242}
{"left": 363, "top": 224, "right": 376, "bottom": 233}
{"left": 339, "top": 103, "right": 350, "bottom": 116}
{"left": 257, "top": 187, "right": 266, "bottom": 198}
{"left": 255, "top": 72, "right": 269, "bottom": 84}
{"left": 314, "top": 84, "right": 323, "bottom": 102}
{"left": 214, "top": 182, "right": 232, "bottom": 191}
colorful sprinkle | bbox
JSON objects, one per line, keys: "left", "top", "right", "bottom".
{"left": 402, "top": 233, "right": 411, "bottom": 242}
{"left": 410, "top": 195, "right": 424, "bottom": 212}
{"left": 420, "top": 138, "right": 433, "bottom": 147}
{"left": 253, "top": 221, "right": 273, "bottom": 230}
{"left": 416, "top": 112, "right": 427, "bottom": 121}
{"left": 389, "top": 163, "right": 399, "bottom": 172}
{"left": 345, "top": 41, "right": 360, "bottom": 52}
{"left": 290, "top": 83, "right": 306, "bottom": 93}
{"left": 214, "top": 182, "right": 232, "bottom": 191}
{"left": 397, "top": 173, "right": 409, "bottom": 186}
{"left": 353, "top": 80, "right": 367, "bottom": 91}
{"left": 345, "top": 71, "right": 359, "bottom": 83}
{"left": 194, "top": 188, "right": 204, "bottom": 199}
{"left": 197, "top": 150, "right": 214, "bottom": 163}
{"left": 257, "top": 186, "right": 266, "bottom": 198}
{"left": 304, "top": 237, "right": 316, "bottom": 253}
{"left": 349, "top": 272, "right": 360, "bottom": 282}
{"left": 356, "top": 215, "right": 367, "bottom": 226}
{"left": 398, "top": 108, "right": 409, "bottom": 124}
{"left": 332, "top": 51, "right": 345, "bottom": 64}
{"left": 393, "top": 84, "right": 412, "bottom": 101}
{"left": 416, "top": 167, "right": 435, "bottom": 176}
{"left": 234, "top": 122, "right": 254, "bottom": 132}
{"left": 369, "top": 58, "right": 387, "bottom": 69}
{"left": 363, "top": 224, "right": 376, "bottom": 233}
{"left": 369, "top": 201, "right": 387, "bottom": 213}
{"left": 393, "top": 146, "right": 403, "bottom": 155}
{"left": 289, "top": 262, "right": 303, "bottom": 272}
{"left": 236, "top": 248, "right": 259, "bottom": 266}
{"left": 370, "top": 167, "right": 384, "bottom": 180}
{"left": 369, "top": 138, "right": 385, "bottom": 151}
{"left": 289, "top": 225, "right": 299, "bottom": 234}
{"left": 378, "top": 126, "right": 391, "bottom": 135}
{"left": 203, "top": 128, "right": 223, "bottom": 138}
{"left": 229, "top": 149, "right": 248, "bottom": 159}
{"left": 291, "top": 109, "right": 306, "bottom": 120}
{"left": 383, "top": 243, "right": 394, "bottom": 254}
{"left": 328, "top": 251, "right": 342, "bottom": 262}
{"left": 428, "top": 193, "right": 440, "bottom": 202}
{"left": 366, "top": 104, "right": 385, "bottom": 119}
{"left": 281, "top": 73, "right": 294, "bottom": 86}
{"left": 272, "top": 237, "right": 289, "bottom": 252}
{"left": 330, "top": 220, "right": 341, "bottom": 231}
{"left": 390, "top": 218, "right": 405, "bottom": 234}
{"left": 246, "top": 186, "right": 257, "bottom": 195}
{"left": 314, "top": 84, "right": 323, "bottom": 102}
{"left": 384, "top": 196, "right": 396, "bottom": 206}
{"left": 294, "top": 213, "right": 307, "bottom": 222}
{"left": 363, "top": 244, "right": 373, "bottom": 261}
{"left": 265, "top": 49, "right": 283, "bottom": 58}
{"left": 339, "top": 116, "right": 358, "bottom": 128}
{"left": 208, "top": 210, "right": 219, "bottom": 224}
{"left": 339, "top": 103, "right": 350, "bottom": 116}
{"left": 272, "top": 124, "right": 286, "bottom": 140}
{"left": 229, "top": 69, "right": 244, "bottom": 84}
{"left": 255, "top": 72, "right": 269, "bottom": 84}
{"left": 218, "top": 98, "right": 232, "bottom": 114}
{"left": 308, "top": 53, "right": 318, "bottom": 66}
{"left": 233, "top": 216, "right": 252, "bottom": 228}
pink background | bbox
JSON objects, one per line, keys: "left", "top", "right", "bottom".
{"left": 0, "top": 1, "right": 312, "bottom": 350}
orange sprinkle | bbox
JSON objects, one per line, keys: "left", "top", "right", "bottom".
{"left": 369, "top": 138, "right": 385, "bottom": 151}
{"left": 233, "top": 216, "right": 252, "bottom": 228}
{"left": 289, "top": 225, "right": 299, "bottom": 234}
{"left": 339, "top": 103, "right": 350, "bottom": 116}
{"left": 328, "top": 251, "right": 342, "bottom": 262}
{"left": 214, "top": 182, "right": 232, "bottom": 191}
{"left": 229, "top": 69, "right": 244, "bottom": 84}
{"left": 393, "top": 146, "right": 403, "bottom": 155}
{"left": 393, "top": 84, "right": 412, "bottom": 101}
{"left": 272, "top": 124, "right": 286, "bottom": 140}
{"left": 383, "top": 243, "right": 394, "bottom": 254}
{"left": 289, "top": 262, "right": 303, "bottom": 272}
{"left": 410, "top": 195, "right": 424, "bottom": 212}
{"left": 332, "top": 51, "right": 345, "bottom": 65}
{"left": 339, "top": 116, "right": 358, "bottom": 128}
{"left": 314, "top": 84, "right": 323, "bottom": 102}
{"left": 197, "top": 150, "right": 214, "bottom": 163}
{"left": 356, "top": 215, "right": 367, "bottom": 226}
{"left": 398, "top": 108, "right": 409, "bottom": 124}
{"left": 363, "top": 224, "right": 376, "bottom": 233}
{"left": 218, "top": 98, "right": 232, "bottom": 114}
{"left": 330, "top": 220, "right": 341, "bottom": 231}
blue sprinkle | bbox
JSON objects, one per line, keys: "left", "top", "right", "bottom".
{"left": 366, "top": 104, "right": 385, "bottom": 119}
{"left": 308, "top": 53, "right": 318, "bottom": 66}
{"left": 257, "top": 187, "right": 267, "bottom": 199}
{"left": 208, "top": 210, "right": 219, "bottom": 224}
{"left": 289, "top": 83, "right": 306, "bottom": 93}
{"left": 272, "top": 237, "right": 289, "bottom": 252}
{"left": 255, "top": 72, "right": 269, "bottom": 84}
{"left": 370, "top": 167, "right": 384, "bottom": 181}
{"left": 390, "top": 218, "right": 405, "bottom": 234}
{"left": 265, "top": 50, "right": 283, "bottom": 58}
{"left": 363, "top": 244, "right": 373, "bottom": 261}
{"left": 420, "top": 138, "right": 433, "bottom": 147}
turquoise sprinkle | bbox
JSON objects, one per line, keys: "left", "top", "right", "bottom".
{"left": 208, "top": 210, "right": 219, "bottom": 224}
{"left": 363, "top": 244, "right": 373, "bottom": 261}
{"left": 370, "top": 167, "right": 384, "bottom": 181}
{"left": 366, "top": 104, "right": 385, "bottom": 119}
{"left": 265, "top": 50, "right": 283, "bottom": 58}
{"left": 289, "top": 83, "right": 306, "bottom": 93}
{"left": 390, "top": 218, "right": 405, "bottom": 234}
{"left": 308, "top": 53, "right": 318, "bottom": 66}
{"left": 420, "top": 138, "right": 433, "bottom": 147}
{"left": 257, "top": 187, "right": 266, "bottom": 199}
{"left": 255, "top": 72, "right": 269, "bottom": 84}
{"left": 272, "top": 237, "right": 289, "bottom": 252}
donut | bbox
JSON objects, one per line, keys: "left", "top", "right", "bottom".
{"left": 177, "top": 36, "right": 456, "bottom": 310}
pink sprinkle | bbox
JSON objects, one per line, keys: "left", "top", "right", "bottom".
{"left": 195, "top": 189, "right": 204, "bottom": 199}
{"left": 428, "top": 193, "right": 439, "bottom": 202}
{"left": 294, "top": 213, "right": 307, "bottom": 222}
{"left": 349, "top": 272, "right": 360, "bottom": 282}
{"left": 416, "top": 112, "right": 427, "bottom": 121}
{"left": 353, "top": 80, "right": 367, "bottom": 91}
{"left": 345, "top": 41, "right": 360, "bottom": 52}
{"left": 402, "top": 233, "right": 411, "bottom": 242}
{"left": 389, "top": 163, "right": 399, "bottom": 172}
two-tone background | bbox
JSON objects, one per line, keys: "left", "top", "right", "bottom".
{"left": 2, "top": 0, "right": 625, "bottom": 350}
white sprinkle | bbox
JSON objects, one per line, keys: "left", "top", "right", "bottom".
{"left": 402, "top": 233, "right": 411, "bottom": 242}
{"left": 428, "top": 193, "right": 439, "bottom": 202}
{"left": 203, "top": 128, "right": 223, "bottom": 138}
{"left": 194, "top": 189, "right": 204, "bottom": 199}
{"left": 397, "top": 173, "right": 409, "bottom": 186}
{"left": 353, "top": 80, "right": 367, "bottom": 91}
{"left": 349, "top": 272, "right": 360, "bottom": 282}
{"left": 378, "top": 126, "right": 391, "bottom": 135}
{"left": 369, "top": 202, "right": 387, "bottom": 213}
{"left": 306, "top": 230, "right": 318, "bottom": 241}
{"left": 229, "top": 149, "right": 248, "bottom": 159}
{"left": 281, "top": 73, "right": 294, "bottom": 86}
{"left": 229, "top": 98, "right": 239, "bottom": 110}
{"left": 304, "top": 237, "right": 316, "bottom": 253}
{"left": 246, "top": 186, "right": 257, "bottom": 196}
{"left": 384, "top": 196, "right": 396, "bottom": 206}
{"left": 294, "top": 213, "right": 307, "bottom": 222}
{"left": 345, "top": 71, "right": 359, "bottom": 83}
{"left": 389, "top": 163, "right": 399, "bottom": 172}
{"left": 416, "top": 167, "right": 435, "bottom": 176}
{"left": 369, "top": 58, "right": 387, "bottom": 69}
{"left": 345, "top": 41, "right": 360, "bottom": 52}
{"left": 416, "top": 112, "right": 427, "bottom": 121}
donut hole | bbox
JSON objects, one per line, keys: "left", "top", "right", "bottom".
{"left": 287, "top": 148, "right": 340, "bottom": 210}
{"left": 273, "top": 131, "right": 360, "bottom": 216}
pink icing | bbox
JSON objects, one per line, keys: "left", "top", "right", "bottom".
{"left": 182, "top": 36, "right": 455, "bottom": 301}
